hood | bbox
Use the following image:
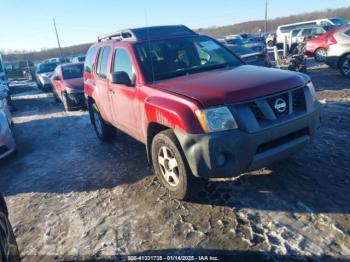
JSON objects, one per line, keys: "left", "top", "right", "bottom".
{"left": 152, "top": 65, "right": 308, "bottom": 107}
{"left": 64, "top": 77, "right": 84, "bottom": 89}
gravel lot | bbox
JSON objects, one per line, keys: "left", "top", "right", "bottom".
{"left": 0, "top": 64, "right": 349, "bottom": 261}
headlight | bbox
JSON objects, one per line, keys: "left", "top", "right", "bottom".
{"left": 195, "top": 106, "right": 238, "bottom": 133}
{"left": 307, "top": 81, "right": 316, "bottom": 102}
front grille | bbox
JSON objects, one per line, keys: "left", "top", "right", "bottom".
{"left": 247, "top": 87, "right": 306, "bottom": 126}
{"left": 249, "top": 103, "right": 265, "bottom": 121}
{"left": 0, "top": 145, "right": 9, "bottom": 155}
{"left": 268, "top": 92, "right": 290, "bottom": 116}
{"left": 292, "top": 88, "right": 306, "bottom": 112}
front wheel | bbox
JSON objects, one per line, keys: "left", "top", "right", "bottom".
{"left": 339, "top": 54, "right": 350, "bottom": 78}
{"left": 151, "top": 130, "right": 195, "bottom": 200}
{"left": 89, "top": 103, "right": 115, "bottom": 142}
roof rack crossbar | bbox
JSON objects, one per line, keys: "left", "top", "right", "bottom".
{"left": 97, "top": 29, "right": 137, "bottom": 42}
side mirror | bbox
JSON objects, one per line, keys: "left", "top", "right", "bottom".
{"left": 53, "top": 75, "right": 60, "bottom": 81}
{"left": 111, "top": 71, "right": 133, "bottom": 86}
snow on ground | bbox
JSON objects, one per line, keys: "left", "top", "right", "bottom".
{"left": 0, "top": 64, "right": 349, "bottom": 261}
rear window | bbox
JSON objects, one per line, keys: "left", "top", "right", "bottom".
{"left": 96, "top": 46, "right": 111, "bottom": 79}
{"left": 84, "top": 47, "right": 96, "bottom": 72}
{"left": 280, "top": 22, "right": 317, "bottom": 33}
{"left": 62, "top": 64, "right": 84, "bottom": 79}
{"left": 38, "top": 63, "right": 58, "bottom": 73}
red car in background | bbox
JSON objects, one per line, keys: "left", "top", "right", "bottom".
{"left": 305, "top": 29, "right": 338, "bottom": 62}
{"left": 51, "top": 63, "right": 85, "bottom": 111}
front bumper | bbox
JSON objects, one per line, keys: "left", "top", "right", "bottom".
{"left": 175, "top": 104, "right": 321, "bottom": 178}
{"left": 65, "top": 92, "right": 85, "bottom": 108}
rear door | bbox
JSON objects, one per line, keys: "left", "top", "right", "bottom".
{"left": 94, "top": 45, "right": 113, "bottom": 121}
{"left": 108, "top": 48, "right": 139, "bottom": 138}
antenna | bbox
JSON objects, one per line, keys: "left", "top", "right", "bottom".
{"left": 265, "top": 0, "right": 268, "bottom": 33}
{"left": 145, "top": 8, "right": 155, "bottom": 82}
{"left": 53, "top": 18, "right": 64, "bottom": 59}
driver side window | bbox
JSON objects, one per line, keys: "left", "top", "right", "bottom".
{"left": 112, "top": 49, "right": 135, "bottom": 85}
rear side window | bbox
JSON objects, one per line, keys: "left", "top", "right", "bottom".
{"left": 85, "top": 47, "right": 96, "bottom": 72}
{"left": 96, "top": 46, "right": 111, "bottom": 79}
{"left": 113, "top": 49, "right": 135, "bottom": 84}
{"left": 301, "top": 29, "right": 312, "bottom": 36}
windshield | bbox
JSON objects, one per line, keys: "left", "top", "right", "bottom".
{"left": 62, "top": 64, "right": 84, "bottom": 79}
{"left": 135, "top": 36, "right": 242, "bottom": 82}
{"left": 330, "top": 18, "right": 348, "bottom": 26}
{"left": 226, "top": 45, "right": 254, "bottom": 56}
{"left": 38, "top": 63, "right": 58, "bottom": 73}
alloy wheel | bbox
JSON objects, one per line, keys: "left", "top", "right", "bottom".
{"left": 315, "top": 49, "right": 326, "bottom": 62}
{"left": 342, "top": 57, "right": 350, "bottom": 77}
{"left": 157, "top": 146, "right": 180, "bottom": 187}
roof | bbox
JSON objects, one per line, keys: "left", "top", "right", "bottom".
{"left": 97, "top": 25, "right": 197, "bottom": 43}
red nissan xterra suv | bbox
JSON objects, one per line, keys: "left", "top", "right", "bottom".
{"left": 84, "top": 26, "right": 321, "bottom": 200}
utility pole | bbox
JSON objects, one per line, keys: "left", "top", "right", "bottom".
{"left": 53, "top": 18, "right": 63, "bottom": 59}
{"left": 265, "top": 0, "right": 268, "bottom": 33}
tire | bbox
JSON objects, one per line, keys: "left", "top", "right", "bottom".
{"left": 339, "top": 54, "right": 350, "bottom": 78}
{"left": 151, "top": 129, "right": 195, "bottom": 200}
{"left": 314, "top": 48, "right": 327, "bottom": 62}
{"left": 89, "top": 103, "right": 115, "bottom": 142}
{"left": 52, "top": 89, "right": 60, "bottom": 103}
{"left": 62, "top": 93, "right": 71, "bottom": 111}
{"left": 36, "top": 81, "right": 42, "bottom": 90}
{"left": 0, "top": 196, "right": 21, "bottom": 262}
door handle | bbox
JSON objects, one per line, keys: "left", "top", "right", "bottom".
{"left": 109, "top": 89, "right": 115, "bottom": 94}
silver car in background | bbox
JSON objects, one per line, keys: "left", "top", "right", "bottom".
{"left": 0, "top": 82, "right": 16, "bottom": 160}
{"left": 35, "top": 62, "right": 58, "bottom": 92}
{"left": 326, "top": 25, "right": 350, "bottom": 78}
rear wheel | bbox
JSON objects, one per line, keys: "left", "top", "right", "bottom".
{"left": 314, "top": 48, "right": 327, "bottom": 62}
{"left": 339, "top": 54, "right": 350, "bottom": 78}
{"left": 89, "top": 103, "right": 115, "bottom": 142}
{"left": 151, "top": 129, "right": 195, "bottom": 200}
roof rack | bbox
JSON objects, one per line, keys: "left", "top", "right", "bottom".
{"left": 97, "top": 25, "right": 197, "bottom": 43}
{"left": 97, "top": 29, "right": 137, "bottom": 42}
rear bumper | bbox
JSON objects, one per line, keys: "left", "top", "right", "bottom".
{"left": 175, "top": 103, "right": 321, "bottom": 178}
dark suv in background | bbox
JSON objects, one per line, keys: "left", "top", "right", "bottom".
{"left": 4, "top": 60, "right": 35, "bottom": 80}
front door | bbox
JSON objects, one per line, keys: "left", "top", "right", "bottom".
{"left": 108, "top": 48, "right": 138, "bottom": 138}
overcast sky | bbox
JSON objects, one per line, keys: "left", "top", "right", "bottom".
{"left": 0, "top": 0, "right": 349, "bottom": 51}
